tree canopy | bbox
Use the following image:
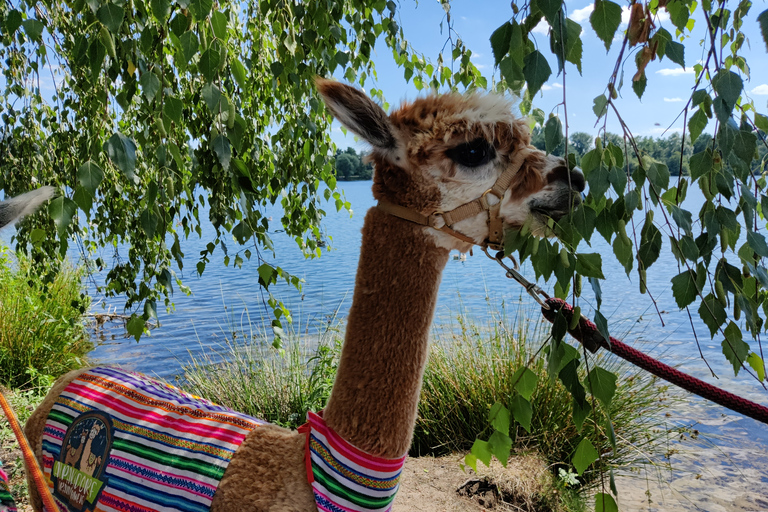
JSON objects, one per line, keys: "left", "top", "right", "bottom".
{"left": 2, "top": 0, "right": 768, "bottom": 501}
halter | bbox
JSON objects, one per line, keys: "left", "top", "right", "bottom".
{"left": 377, "top": 146, "right": 534, "bottom": 252}
{"left": 375, "top": 146, "right": 550, "bottom": 308}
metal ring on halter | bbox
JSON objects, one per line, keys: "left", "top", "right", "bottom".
{"left": 482, "top": 247, "right": 551, "bottom": 309}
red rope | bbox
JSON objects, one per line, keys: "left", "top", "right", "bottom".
{"left": 542, "top": 298, "right": 768, "bottom": 425}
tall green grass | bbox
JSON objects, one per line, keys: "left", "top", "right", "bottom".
{"left": 0, "top": 247, "right": 91, "bottom": 389}
{"left": 182, "top": 299, "right": 681, "bottom": 489}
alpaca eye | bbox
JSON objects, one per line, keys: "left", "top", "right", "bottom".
{"left": 447, "top": 139, "right": 495, "bottom": 168}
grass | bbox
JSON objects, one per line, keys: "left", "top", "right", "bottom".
{"left": 0, "top": 247, "right": 92, "bottom": 389}
{"left": 181, "top": 298, "right": 683, "bottom": 508}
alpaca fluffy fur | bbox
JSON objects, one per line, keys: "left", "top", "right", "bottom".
{"left": 23, "top": 80, "right": 583, "bottom": 512}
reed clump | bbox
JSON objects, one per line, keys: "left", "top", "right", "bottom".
{"left": 0, "top": 248, "right": 91, "bottom": 389}
{"left": 182, "top": 300, "right": 680, "bottom": 492}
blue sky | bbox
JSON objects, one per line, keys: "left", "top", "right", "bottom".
{"left": 331, "top": 0, "right": 768, "bottom": 148}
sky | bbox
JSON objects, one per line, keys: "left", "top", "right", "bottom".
{"left": 330, "top": 0, "right": 768, "bottom": 149}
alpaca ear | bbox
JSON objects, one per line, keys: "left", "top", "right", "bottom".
{"left": 316, "top": 78, "right": 396, "bottom": 150}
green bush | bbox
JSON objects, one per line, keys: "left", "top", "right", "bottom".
{"left": 0, "top": 247, "right": 91, "bottom": 389}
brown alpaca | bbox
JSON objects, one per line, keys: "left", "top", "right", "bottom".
{"left": 23, "top": 80, "right": 583, "bottom": 512}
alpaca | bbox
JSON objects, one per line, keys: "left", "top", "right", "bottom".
{"left": 63, "top": 431, "right": 87, "bottom": 467}
{"left": 23, "top": 80, "right": 584, "bottom": 512}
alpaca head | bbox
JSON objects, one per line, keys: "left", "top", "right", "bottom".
{"left": 317, "top": 79, "right": 584, "bottom": 250}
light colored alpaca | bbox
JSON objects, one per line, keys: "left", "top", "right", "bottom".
{"left": 23, "top": 80, "right": 583, "bottom": 512}
{"left": 63, "top": 431, "right": 87, "bottom": 467}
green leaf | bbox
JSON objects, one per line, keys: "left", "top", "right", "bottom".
{"left": 490, "top": 22, "right": 512, "bottom": 66}
{"left": 21, "top": 19, "right": 45, "bottom": 41}
{"left": 595, "top": 493, "right": 619, "bottom": 512}
{"left": 590, "top": 0, "right": 622, "bottom": 51}
{"left": 140, "top": 72, "right": 161, "bottom": 102}
{"left": 97, "top": 3, "right": 124, "bottom": 33}
{"left": 733, "top": 128, "right": 756, "bottom": 164}
{"left": 688, "top": 108, "right": 708, "bottom": 144}
{"left": 523, "top": 50, "right": 552, "bottom": 98}
{"left": 632, "top": 72, "right": 647, "bottom": 99}
{"left": 612, "top": 234, "right": 632, "bottom": 274}
{"left": 212, "top": 135, "right": 231, "bottom": 170}
{"left": 594, "top": 310, "right": 610, "bottom": 346}
{"left": 5, "top": 10, "right": 22, "bottom": 36}
{"left": 510, "top": 395, "right": 532, "bottom": 433}
{"left": 722, "top": 321, "right": 749, "bottom": 375}
{"left": 544, "top": 116, "right": 563, "bottom": 154}
{"left": 103, "top": 132, "right": 137, "bottom": 180}
{"left": 572, "top": 438, "right": 598, "bottom": 475}
{"left": 638, "top": 213, "right": 661, "bottom": 269}
{"left": 586, "top": 366, "right": 617, "bottom": 408}
{"left": 499, "top": 56, "right": 524, "bottom": 90}
{"left": 231, "top": 59, "right": 247, "bottom": 89}
{"left": 463, "top": 453, "right": 478, "bottom": 472}
{"left": 180, "top": 31, "right": 199, "bottom": 64}
{"left": 164, "top": 96, "right": 184, "bottom": 124}
{"left": 211, "top": 11, "right": 228, "bottom": 40}
{"left": 747, "top": 231, "right": 768, "bottom": 258}
{"left": 77, "top": 161, "right": 104, "bottom": 196}
{"left": 534, "top": 0, "right": 562, "bottom": 25}
{"left": 489, "top": 402, "right": 510, "bottom": 434}
{"left": 608, "top": 166, "right": 626, "bottom": 195}
{"left": 199, "top": 47, "right": 221, "bottom": 81}
{"left": 671, "top": 269, "right": 699, "bottom": 309}
{"left": 665, "top": 41, "right": 685, "bottom": 68}
{"left": 141, "top": 209, "right": 158, "bottom": 238}
{"left": 151, "top": 0, "right": 171, "bottom": 21}
{"left": 758, "top": 9, "right": 768, "bottom": 53}
{"left": 190, "top": 0, "right": 213, "bottom": 20}
{"left": 73, "top": 187, "right": 92, "bottom": 216}
{"left": 512, "top": 367, "right": 538, "bottom": 400}
{"left": 746, "top": 353, "right": 765, "bottom": 382}
{"left": 689, "top": 149, "right": 714, "bottom": 179}
{"left": 470, "top": 439, "right": 493, "bottom": 467}
{"left": 488, "top": 431, "right": 513, "bottom": 466}
{"left": 49, "top": 197, "right": 77, "bottom": 237}
{"left": 564, "top": 18, "right": 583, "bottom": 74}
{"left": 666, "top": 0, "right": 690, "bottom": 32}
{"left": 699, "top": 294, "right": 726, "bottom": 337}
{"left": 646, "top": 163, "right": 669, "bottom": 191}
{"left": 257, "top": 263, "right": 274, "bottom": 289}
{"left": 126, "top": 314, "right": 145, "bottom": 342}
{"left": 575, "top": 253, "right": 604, "bottom": 279}
{"left": 201, "top": 83, "right": 221, "bottom": 111}
{"left": 712, "top": 69, "right": 743, "bottom": 108}
{"left": 592, "top": 95, "right": 608, "bottom": 118}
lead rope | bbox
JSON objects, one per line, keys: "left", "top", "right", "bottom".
{"left": 542, "top": 297, "right": 768, "bottom": 425}
{"left": 0, "top": 392, "right": 61, "bottom": 512}
{"left": 483, "top": 251, "right": 768, "bottom": 425}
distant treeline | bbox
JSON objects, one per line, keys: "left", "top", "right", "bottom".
{"left": 530, "top": 128, "right": 768, "bottom": 176}
{"left": 336, "top": 129, "right": 767, "bottom": 179}
{"left": 334, "top": 148, "right": 374, "bottom": 180}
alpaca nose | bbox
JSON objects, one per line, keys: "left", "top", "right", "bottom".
{"left": 547, "top": 163, "right": 585, "bottom": 192}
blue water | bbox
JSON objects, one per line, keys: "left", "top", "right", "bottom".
{"left": 85, "top": 180, "right": 767, "bottom": 507}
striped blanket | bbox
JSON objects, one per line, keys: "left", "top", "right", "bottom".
{"left": 43, "top": 367, "right": 405, "bottom": 512}
{"left": 42, "top": 367, "right": 266, "bottom": 512}
{"left": 303, "top": 411, "right": 406, "bottom": 512}
{"left": 0, "top": 460, "right": 17, "bottom": 512}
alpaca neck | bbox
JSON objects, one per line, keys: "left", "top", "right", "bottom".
{"left": 323, "top": 207, "right": 449, "bottom": 459}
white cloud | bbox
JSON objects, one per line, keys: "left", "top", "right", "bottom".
{"left": 541, "top": 84, "right": 553, "bottom": 91}
{"left": 664, "top": 97, "right": 683, "bottom": 102}
{"left": 571, "top": 4, "right": 593, "bottom": 22}
{"left": 656, "top": 67, "right": 694, "bottom": 76}
{"left": 751, "top": 84, "right": 768, "bottom": 95}
{"left": 531, "top": 19, "right": 549, "bottom": 35}
{"left": 553, "top": 82, "right": 563, "bottom": 88}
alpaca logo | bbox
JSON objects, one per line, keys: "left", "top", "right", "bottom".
{"left": 52, "top": 411, "right": 113, "bottom": 512}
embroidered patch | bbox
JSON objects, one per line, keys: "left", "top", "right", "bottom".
{"left": 42, "top": 367, "right": 266, "bottom": 512}
{"left": 52, "top": 411, "right": 112, "bottom": 511}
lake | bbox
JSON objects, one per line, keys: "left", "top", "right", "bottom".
{"left": 84, "top": 180, "right": 767, "bottom": 510}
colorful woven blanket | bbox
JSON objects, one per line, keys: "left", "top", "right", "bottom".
{"left": 0, "top": 459, "right": 17, "bottom": 512}
{"left": 42, "top": 367, "right": 266, "bottom": 512}
{"left": 302, "top": 411, "right": 406, "bottom": 512}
